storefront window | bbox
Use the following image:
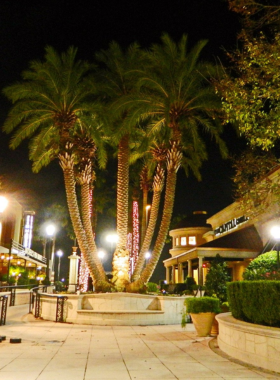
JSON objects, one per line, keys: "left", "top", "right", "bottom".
{"left": 175, "top": 237, "right": 179, "bottom": 246}
{"left": 189, "top": 236, "right": 196, "bottom": 245}
{"left": 181, "top": 236, "right": 187, "bottom": 246}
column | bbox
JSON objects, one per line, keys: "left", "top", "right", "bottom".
{"left": 198, "top": 256, "right": 204, "bottom": 285}
{"left": 68, "top": 247, "right": 80, "bottom": 293}
{"left": 171, "top": 265, "right": 176, "bottom": 283}
{"left": 166, "top": 266, "right": 171, "bottom": 284}
{"left": 187, "top": 260, "right": 192, "bottom": 277}
{"left": 178, "top": 263, "right": 183, "bottom": 283}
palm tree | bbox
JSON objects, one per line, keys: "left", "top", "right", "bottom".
{"left": 95, "top": 41, "right": 147, "bottom": 290}
{"left": 2, "top": 46, "right": 110, "bottom": 290}
{"left": 126, "top": 34, "right": 227, "bottom": 291}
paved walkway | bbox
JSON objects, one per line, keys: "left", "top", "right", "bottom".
{"left": 0, "top": 305, "right": 279, "bottom": 380}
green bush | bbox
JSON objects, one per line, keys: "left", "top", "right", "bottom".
{"left": 147, "top": 282, "right": 159, "bottom": 293}
{"left": 227, "top": 281, "right": 280, "bottom": 327}
{"left": 185, "top": 277, "right": 196, "bottom": 290}
{"left": 184, "top": 296, "right": 221, "bottom": 314}
{"left": 243, "top": 251, "right": 280, "bottom": 280}
{"left": 205, "top": 254, "right": 230, "bottom": 302}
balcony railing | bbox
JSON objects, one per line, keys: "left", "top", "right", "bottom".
{"left": 10, "top": 240, "right": 47, "bottom": 264}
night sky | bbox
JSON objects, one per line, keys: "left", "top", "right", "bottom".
{"left": 0, "top": 0, "right": 243, "bottom": 280}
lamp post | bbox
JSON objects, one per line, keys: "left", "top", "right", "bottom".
{"left": 56, "top": 249, "right": 63, "bottom": 281}
{"left": 0, "top": 196, "right": 8, "bottom": 245}
{"left": 270, "top": 225, "right": 280, "bottom": 270}
{"left": 45, "top": 223, "right": 56, "bottom": 282}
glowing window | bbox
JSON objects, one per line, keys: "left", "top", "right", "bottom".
{"left": 175, "top": 237, "right": 179, "bottom": 246}
{"left": 181, "top": 237, "right": 187, "bottom": 246}
{"left": 189, "top": 236, "right": 196, "bottom": 245}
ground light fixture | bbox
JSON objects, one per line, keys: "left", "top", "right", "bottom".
{"left": 271, "top": 225, "right": 280, "bottom": 269}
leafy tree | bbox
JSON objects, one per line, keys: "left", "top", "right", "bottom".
{"left": 232, "top": 149, "right": 280, "bottom": 218}
{"left": 205, "top": 254, "right": 230, "bottom": 302}
{"left": 243, "top": 251, "right": 280, "bottom": 280}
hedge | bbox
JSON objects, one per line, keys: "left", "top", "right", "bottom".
{"left": 227, "top": 281, "right": 280, "bottom": 327}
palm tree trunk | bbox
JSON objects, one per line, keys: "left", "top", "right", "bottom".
{"left": 59, "top": 153, "right": 110, "bottom": 291}
{"left": 131, "top": 165, "right": 165, "bottom": 282}
{"left": 112, "top": 134, "right": 130, "bottom": 290}
{"left": 128, "top": 142, "right": 181, "bottom": 292}
{"left": 80, "top": 182, "right": 108, "bottom": 282}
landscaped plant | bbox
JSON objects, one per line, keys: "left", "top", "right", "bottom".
{"left": 227, "top": 281, "right": 280, "bottom": 327}
{"left": 147, "top": 282, "right": 159, "bottom": 293}
{"left": 182, "top": 296, "right": 221, "bottom": 328}
{"left": 204, "top": 254, "right": 230, "bottom": 303}
{"left": 243, "top": 251, "right": 280, "bottom": 280}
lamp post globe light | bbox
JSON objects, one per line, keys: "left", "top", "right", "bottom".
{"left": 271, "top": 225, "right": 280, "bottom": 269}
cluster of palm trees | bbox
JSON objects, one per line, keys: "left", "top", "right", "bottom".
{"left": 2, "top": 34, "right": 227, "bottom": 292}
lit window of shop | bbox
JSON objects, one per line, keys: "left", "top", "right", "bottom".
{"left": 175, "top": 237, "right": 179, "bottom": 246}
{"left": 181, "top": 236, "right": 187, "bottom": 246}
{"left": 189, "top": 236, "right": 196, "bottom": 245}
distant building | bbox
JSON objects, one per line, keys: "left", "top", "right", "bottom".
{"left": 164, "top": 167, "right": 280, "bottom": 284}
{"left": 0, "top": 195, "right": 46, "bottom": 283}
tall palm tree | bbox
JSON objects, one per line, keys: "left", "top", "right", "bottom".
{"left": 2, "top": 46, "right": 110, "bottom": 290}
{"left": 95, "top": 41, "right": 147, "bottom": 290}
{"left": 126, "top": 34, "right": 227, "bottom": 291}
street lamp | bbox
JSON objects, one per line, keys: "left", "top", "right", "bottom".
{"left": 45, "top": 223, "right": 56, "bottom": 282}
{"left": 56, "top": 249, "right": 63, "bottom": 281}
{"left": 270, "top": 225, "right": 280, "bottom": 269}
{"left": 0, "top": 196, "right": 8, "bottom": 245}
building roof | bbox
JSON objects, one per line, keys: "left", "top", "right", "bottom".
{"left": 174, "top": 211, "right": 212, "bottom": 229}
{"left": 201, "top": 225, "right": 263, "bottom": 251}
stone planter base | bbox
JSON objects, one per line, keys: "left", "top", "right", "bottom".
{"left": 217, "top": 313, "right": 280, "bottom": 373}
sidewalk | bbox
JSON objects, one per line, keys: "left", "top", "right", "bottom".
{"left": 0, "top": 305, "right": 279, "bottom": 380}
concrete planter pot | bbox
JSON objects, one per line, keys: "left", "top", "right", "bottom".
{"left": 190, "top": 312, "right": 215, "bottom": 336}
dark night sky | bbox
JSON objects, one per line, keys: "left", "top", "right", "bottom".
{"left": 0, "top": 0, "right": 243, "bottom": 280}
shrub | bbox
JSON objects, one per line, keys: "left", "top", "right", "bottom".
{"left": 147, "top": 282, "right": 159, "bottom": 293}
{"left": 227, "top": 281, "right": 280, "bottom": 327}
{"left": 185, "top": 276, "right": 196, "bottom": 290}
{"left": 243, "top": 251, "right": 280, "bottom": 280}
{"left": 184, "top": 296, "right": 221, "bottom": 314}
{"left": 205, "top": 254, "right": 230, "bottom": 302}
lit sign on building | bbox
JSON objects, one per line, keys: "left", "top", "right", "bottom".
{"left": 214, "top": 215, "right": 249, "bottom": 236}
{"left": 22, "top": 211, "right": 35, "bottom": 248}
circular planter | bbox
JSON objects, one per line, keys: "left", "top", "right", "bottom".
{"left": 190, "top": 312, "right": 215, "bottom": 336}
